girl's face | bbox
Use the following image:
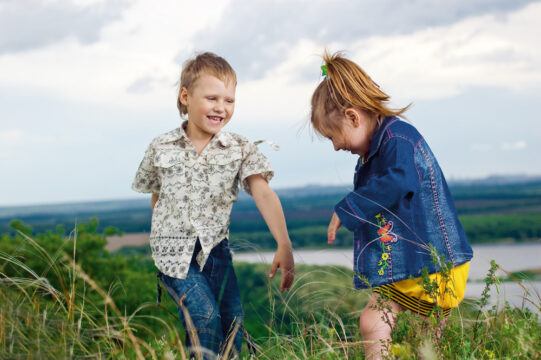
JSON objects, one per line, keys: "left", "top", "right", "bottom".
{"left": 326, "top": 108, "right": 375, "bottom": 157}
{"left": 179, "top": 73, "right": 236, "bottom": 140}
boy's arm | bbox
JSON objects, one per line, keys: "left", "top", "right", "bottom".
{"left": 151, "top": 193, "right": 159, "bottom": 211}
{"left": 246, "top": 174, "right": 295, "bottom": 292}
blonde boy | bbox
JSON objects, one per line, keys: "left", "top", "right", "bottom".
{"left": 132, "top": 52, "right": 294, "bottom": 358}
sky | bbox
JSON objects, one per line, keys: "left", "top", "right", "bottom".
{"left": 1, "top": 0, "right": 541, "bottom": 206}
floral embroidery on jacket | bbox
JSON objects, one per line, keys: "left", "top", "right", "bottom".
{"left": 375, "top": 213, "right": 398, "bottom": 276}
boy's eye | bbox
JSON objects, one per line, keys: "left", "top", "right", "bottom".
{"left": 207, "top": 96, "right": 216, "bottom": 100}
{"left": 226, "top": 99, "right": 235, "bottom": 104}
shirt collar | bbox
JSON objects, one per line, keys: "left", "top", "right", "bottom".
{"left": 155, "top": 123, "right": 189, "bottom": 145}
{"left": 213, "top": 130, "right": 232, "bottom": 148}
{"left": 156, "top": 121, "right": 232, "bottom": 148}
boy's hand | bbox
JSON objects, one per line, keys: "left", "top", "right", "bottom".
{"left": 269, "top": 245, "right": 295, "bottom": 292}
{"left": 247, "top": 174, "right": 295, "bottom": 292}
{"left": 327, "top": 212, "right": 342, "bottom": 245}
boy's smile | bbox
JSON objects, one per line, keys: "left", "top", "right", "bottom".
{"left": 179, "top": 73, "right": 236, "bottom": 144}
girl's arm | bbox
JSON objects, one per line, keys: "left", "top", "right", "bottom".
{"left": 246, "top": 174, "right": 295, "bottom": 292}
{"left": 335, "top": 136, "right": 419, "bottom": 233}
{"left": 327, "top": 212, "right": 343, "bottom": 245}
{"left": 151, "top": 193, "right": 159, "bottom": 211}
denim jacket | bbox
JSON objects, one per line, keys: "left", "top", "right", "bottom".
{"left": 335, "top": 117, "right": 473, "bottom": 289}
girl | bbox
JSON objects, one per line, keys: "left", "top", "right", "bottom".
{"left": 132, "top": 52, "right": 294, "bottom": 359}
{"left": 311, "top": 51, "right": 473, "bottom": 359}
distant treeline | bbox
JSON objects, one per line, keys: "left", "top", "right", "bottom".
{"left": 2, "top": 181, "right": 541, "bottom": 249}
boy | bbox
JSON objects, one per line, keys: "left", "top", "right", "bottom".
{"left": 132, "top": 52, "right": 294, "bottom": 358}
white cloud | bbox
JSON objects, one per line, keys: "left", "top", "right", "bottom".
{"left": 470, "top": 141, "right": 528, "bottom": 152}
{"left": 0, "top": 0, "right": 231, "bottom": 111}
{"left": 190, "top": 0, "right": 537, "bottom": 82}
{"left": 229, "top": 3, "right": 541, "bottom": 126}
{"left": 0, "top": 0, "right": 126, "bottom": 54}
{"left": 0, "top": 129, "right": 24, "bottom": 143}
{"left": 501, "top": 140, "right": 527, "bottom": 150}
{"left": 2, "top": 0, "right": 540, "bottom": 116}
{"left": 2, "top": 1, "right": 541, "bottom": 205}
{"left": 470, "top": 143, "right": 494, "bottom": 152}
{"left": 0, "top": 128, "right": 56, "bottom": 159}
{"left": 347, "top": 2, "right": 541, "bottom": 101}
{"left": 234, "top": 39, "right": 322, "bottom": 125}
{"left": 0, "top": 129, "right": 55, "bottom": 145}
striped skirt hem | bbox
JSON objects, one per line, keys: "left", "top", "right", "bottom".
{"left": 373, "top": 283, "right": 452, "bottom": 317}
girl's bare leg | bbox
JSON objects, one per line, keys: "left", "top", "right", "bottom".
{"left": 359, "top": 292, "right": 403, "bottom": 360}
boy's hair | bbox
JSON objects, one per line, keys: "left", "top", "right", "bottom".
{"left": 311, "top": 50, "right": 410, "bottom": 138}
{"left": 177, "top": 52, "right": 237, "bottom": 117}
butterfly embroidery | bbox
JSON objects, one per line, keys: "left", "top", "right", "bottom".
{"left": 378, "top": 222, "right": 397, "bottom": 243}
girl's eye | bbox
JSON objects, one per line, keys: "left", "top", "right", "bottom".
{"left": 226, "top": 99, "right": 235, "bottom": 104}
{"left": 207, "top": 97, "right": 216, "bottom": 100}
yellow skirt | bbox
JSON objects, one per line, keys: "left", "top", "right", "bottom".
{"left": 373, "top": 262, "right": 470, "bottom": 316}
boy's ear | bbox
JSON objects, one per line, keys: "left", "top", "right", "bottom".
{"left": 179, "top": 87, "right": 189, "bottom": 106}
{"left": 344, "top": 108, "right": 361, "bottom": 127}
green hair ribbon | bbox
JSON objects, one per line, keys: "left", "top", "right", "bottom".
{"left": 321, "top": 64, "right": 328, "bottom": 79}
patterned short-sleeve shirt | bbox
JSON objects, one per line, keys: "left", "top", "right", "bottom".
{"left": 132, "top": 122, "right": 273, "bottom": 279}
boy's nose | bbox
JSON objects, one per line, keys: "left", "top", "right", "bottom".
{"left": 213, "top": 101, "right": 225, "bottom": 113}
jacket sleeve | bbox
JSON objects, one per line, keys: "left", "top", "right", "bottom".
{"left": 335, "top": 136, "right": 420, "bottom": 232}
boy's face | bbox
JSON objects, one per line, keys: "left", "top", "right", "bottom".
{"left": 179, "top": 73, "right": 236, "bottom": 140}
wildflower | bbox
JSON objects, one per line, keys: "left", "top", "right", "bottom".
{"left": 382, "top": 253, "right": 389, "bottom": 261}
{"left": 390, "top": 343, "right": 412, "bottom": 357}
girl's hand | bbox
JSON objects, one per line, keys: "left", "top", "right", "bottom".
{"left": 269, "top": 245, "right": 295, "bottom": 292}
{"left": 328, "top": 212, "right": 342, "bottom": 245}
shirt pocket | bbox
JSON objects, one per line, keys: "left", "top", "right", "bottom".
{"left": 206, "top": 151, "right": 242, "bottom": 194}
{"left": 154, "top": 150, "right": 188, "bottom": 196}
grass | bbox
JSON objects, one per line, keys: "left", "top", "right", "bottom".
{"left": 1, "top": 227, "right": 540, "bottom": 359}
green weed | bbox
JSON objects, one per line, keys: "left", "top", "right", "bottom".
{"left": 1, "top": 221, "right": 540, "bottom": 359}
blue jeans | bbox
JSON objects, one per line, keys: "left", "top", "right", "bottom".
{"left": 158, "top": 239, "right": 243, "bottom": 359}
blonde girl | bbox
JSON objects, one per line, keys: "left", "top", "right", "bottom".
{"left": 311, "top": 51, "right": 472, "bottom": 359}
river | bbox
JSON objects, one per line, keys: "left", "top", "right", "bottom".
{"left": 233, "top": 242, "right": 541, "bottom": 313}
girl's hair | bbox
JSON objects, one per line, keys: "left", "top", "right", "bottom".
{"left": 311, "top": 50, "right": 410, "bottom": 138}
{"left": 177, "top": 52, "right": 237, "bottom": 117}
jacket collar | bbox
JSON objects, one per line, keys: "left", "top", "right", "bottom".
{"left": 157, "top": 121, "right": 232, "bottom": 148}
{"left": 365, "top": 116, "right": 399, "bottom": 161}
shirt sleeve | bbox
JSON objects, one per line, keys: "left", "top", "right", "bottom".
{"left": 131, "top": 143, "right": 161, "bottom": 194}
{"left": 334, "top": 136, "right": 420, "bottom": 232}
{"left": 239, "top": 141, "right": 274, "bottom": 195}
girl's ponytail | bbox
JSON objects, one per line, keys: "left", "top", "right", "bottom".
{"left": 311, "top": 50, "right": 410, "bottom": 137}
